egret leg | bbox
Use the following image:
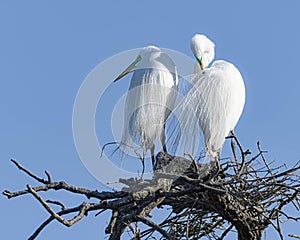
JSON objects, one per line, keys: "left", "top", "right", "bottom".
{"left": 210, "top": 153, "right": 221, "bottom": 180}
{"left": 216, "top": 156, "right": 221, "bottom": 174}
{"left": 141, "top": 157, "right": 145, "bottom": 178}
{"left": 230, "top": 130, "right": 238, "bottom": 164}
{"left": 217, "top": 152, "right": 222, "bottom": 172}
{"left": 161, "top": 123, "right": 167, "bottom": 152}
{"left": 151, "top": 145, "right": 155, "bottom": 172}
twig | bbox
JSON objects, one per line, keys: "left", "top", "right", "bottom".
{"left": 289, "top": 234, "right": 300, "bottom": 239}
{"left": 226, "top": 133, "right": 250, "bottom": 177}
{"left": 219, "top": 224, "right": 234, "bottom": 240}
{"left": 27, "top": 184, "right": 89, "bottom": 227}
{"left": 100, "top": 141, "right": 120, "bottom": 158}
{"left": 46, "top": 200, "right": 66, "bottom": 210}
{"left": 184, "top": 152, "right": 199, "bottom": 174}
{"left": 28, "top": 205, "right": 90, "bottom": 240}
{"left": 257, "top": 141, "right": 273, "bottom": 178}
{"left": 44, "top": 171, "right": 52, "bottom": 183}
{"left": 10, "top": 159, "right": 50, "bottom": 184}
{"left": 135, "top": 216, "right": 175, "bottom": 240}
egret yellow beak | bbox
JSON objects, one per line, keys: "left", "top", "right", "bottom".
{"left": 113, "top": 55, "right": 142, "bottom": 82}
{"left": 196, "top": 56, "right": 204, "bottom": 70}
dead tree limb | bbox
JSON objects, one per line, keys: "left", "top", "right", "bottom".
{"left": 3, "top": 137, "right": 300, "bottom": 239}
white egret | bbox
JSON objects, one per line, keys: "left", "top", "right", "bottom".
{"left": 187, "top": 34, "right": 246, "bottom": 169}
{"left": 114, "top": 46, "right": 178, "bottom": 171}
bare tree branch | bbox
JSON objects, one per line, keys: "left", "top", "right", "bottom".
{"left": 135, "top": 216, "right": 175, "bottom": 240}
{"left": 289, "top": 234, "right": 300, "bottom": 239}
{"left": 10, "top": 159, "right": 51, "bottom": 184}
{"left": 3, "top": 137, "right": 300, "bottom": 240}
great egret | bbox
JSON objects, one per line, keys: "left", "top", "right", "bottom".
{"left": 114, "top": 46, "right": 178, "bottom": 171}
{"left": 187, "top": 34, "right": 246, "bottom": 169}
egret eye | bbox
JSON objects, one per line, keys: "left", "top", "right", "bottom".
{"left": 136, "top": 55, "right": 142, "bottom": 62}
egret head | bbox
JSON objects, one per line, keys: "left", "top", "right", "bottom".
{"left": 139, "top": 45, "right": 161, "bottom": 57}
{"left": 113, "top": 46, "right": 161, "bottom": 82}
{"left": 190, "top": 34, "right": 215, "bottom": 70}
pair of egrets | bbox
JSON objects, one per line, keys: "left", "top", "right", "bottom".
{"left": 113, "top": 34, "right": 245, "bottom": 171}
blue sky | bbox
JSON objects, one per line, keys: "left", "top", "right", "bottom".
{"left": 1, "top": 1, "right": 300, "bottom": 239}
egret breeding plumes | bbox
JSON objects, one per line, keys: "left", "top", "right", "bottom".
{"left": 114, "top": 46, "right": 178, "bottom": 171}
{"left": 177, "top": 34, "right": 245, "bottom": 169}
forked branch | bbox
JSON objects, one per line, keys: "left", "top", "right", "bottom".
{"left": 3, "top": 137, "right": 300, "bottom": 240}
